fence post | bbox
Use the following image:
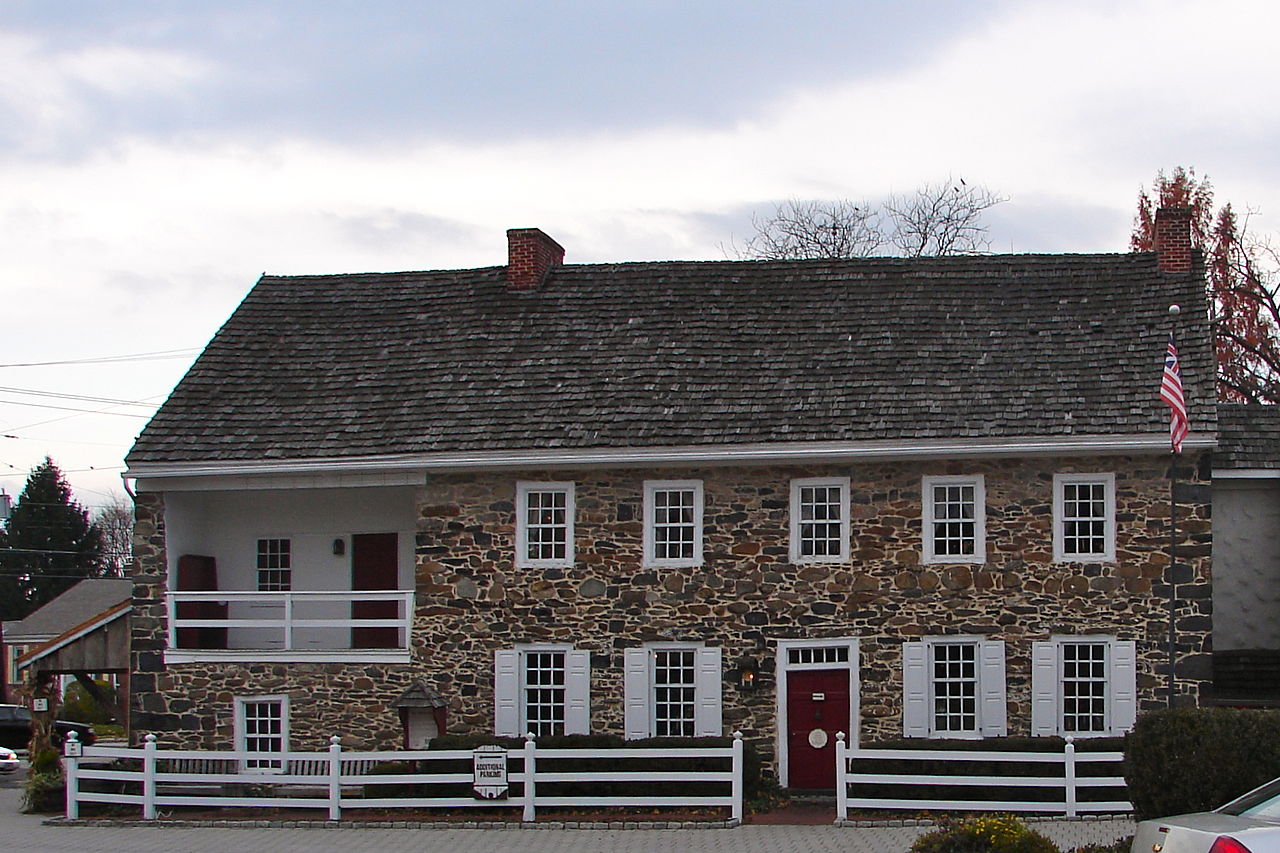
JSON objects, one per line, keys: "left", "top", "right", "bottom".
{"left": 730, "top": 731, "right": 744, "bottom": 824}
{"left": 63, "top": 730, "right": 80, "bottom": 820}
{"left": 328, "top": 735, "right": 342, "bottom": 821}
{"left": 143, "top": 734, "right": 158, "bottom": 820}
{"left": 1064, "top": 735, "right": 1077, "bottom": 818}
{"left": 834, "top": 731, "right": 847, "bottom": 823}
{"left": 522, "top": 732, "right": 537, "bottom": 822}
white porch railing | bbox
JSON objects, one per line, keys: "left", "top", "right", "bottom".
{"left": 63, "top": 731, "right": 744, "bottom": 824}
{"left": 166, "top": 590, "right": 414, "bottom": 658}
{"left": 834, "top": 733, "right": 1131, "bottom": 819}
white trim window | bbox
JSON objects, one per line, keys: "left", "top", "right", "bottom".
{"left": 902, "top": 637, "right": 1007, "bottom": 738}
{"left": 1031, "top": 637, "right": 1137, "bottom": 737}
{"left": 256, "top": 538, "right": 291, "bottom": 591}
{"left": 922, "top": 475, "right": 986, "bottom": 563}
{"left": 1053, "top": 473, "right": 1116, "bottom": 562}
{"left": 643, "top": 480, "right": 703, "bottom": 568}
{"left": 516, "top": 482, "right": 575, "bottom": 569}
{"left": 790, "top": 477, "right": 850, "bottom": 563}
{"left": 623, "top": 644, "right": 722, "bottom": 739}
{"left": 494, "top": 646, "right": 590, "bottom": 737}
{"left": 235, "top": 695, "right": 289, "bottom": 772}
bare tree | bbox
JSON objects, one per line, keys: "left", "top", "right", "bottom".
{"left": 884, "top": 180, "right": 1007, "bottom": 257}
{"left": 92, "top": 493, "right": 134, "bottom": 578}
{"left": 731, "top": 179, "right": 1005, "bottom": 261}
{"left": 733, "top": 199, "right": 885, "bottom": 260}
{"left": 1132, "top": 168, "right": 1280, "bottom": 403}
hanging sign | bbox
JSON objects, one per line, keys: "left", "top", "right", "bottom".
{"left": 472, "top": 745, "right": 509, "bottom": 799}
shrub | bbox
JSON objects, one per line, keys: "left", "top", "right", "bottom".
{"left": 61, "top": 680, "right": 116, "bottom": 725}
{"left": 23, "top": 749, "right": 64, "bottom": 814}
{"left": 910, "top": 814, "right": 1060, "bottom": 853}
{"left": 1069, "top": 839, "right": 1132, "bottom": 853}
{"left": 1125, "top": 707, "right": 1280, "bottom": 819}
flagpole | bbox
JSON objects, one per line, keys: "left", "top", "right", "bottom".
{"left": 1166, "top": 304, "right": 1182, "bottom": 708}
{"left": 1168, "top": 446, "right": 1177, "bottom": 707}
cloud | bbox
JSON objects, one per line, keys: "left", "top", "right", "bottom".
{"left": 0, "top": 31, "right": 214, "bottom": 156}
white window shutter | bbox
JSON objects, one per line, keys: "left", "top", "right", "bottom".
{"left": 978, "top": 640, "right": 1008, "bottom": 737}
{"left": 623, "top": 648, "right": 651, "bottom": 740}
{"left": 694, "top": 647, "right": 723, "bottom": 737}
{"left": 1030, "top": 642, "right": 1059, "bottom": 737}
{"left": 494, "top": 649, "right": 520, "bottom": 736}
{"left": 1109, "top": 640, "right": 1138, "bottom": 735}
{"left": 564, "top": 649, "right": 591, "bottom": 735}
{"left": 902, "top": 642, "right": 928, "bottom": 737}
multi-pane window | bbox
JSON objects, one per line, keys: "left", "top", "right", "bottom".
{"left": 788, "top": 645, "right": 850, "bottom": 666}
{"left": 256, "top": 539, "right": 291, "bottom": 591}
{"left": 516, "top": 482, "right": 574, "bottom": 568}
{"left": 1061, "top": 642, "right": 1108, "bottom": 733}
{"left": 523, "top": 650, "right": 566, "bottom": 737}
{"left": 903, "top": 638, "right": 1006, "bottom": 738}
{"left": 922, "top": 476, "right": 985, "bottom": 563}
{"left": 1053, "top": 474, "right": 1115, "bottom": 562}
{"left": 790, "top": 478, "right": 850, "bottom": 562}
{"left": 932, "top": 642, "right": 978, "bottom": 734}
{"left": 643, "top": 481, "right": 703, "bottom": 567}
{"left": 652, "top": 649, "right": 697, "bottom": 737}
{"left": 1031, "top": 636, "right": 1136, "bottom": 738}
{"left": 237, "top": 697, "right": 286, "bottom": 771}
{"left": 623, "top": 645, "right": 723, "bottom": 740}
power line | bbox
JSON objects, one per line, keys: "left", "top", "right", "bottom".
{"left": 0, "top": 349, "right": 198, "bottom": 368}
{"left": 0, "top": 398, "right": 151, "bottom": 418}
{"left": 0, "top": 386, "right": 159, "bottom": 408}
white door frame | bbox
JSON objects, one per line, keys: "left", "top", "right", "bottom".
{"left": 774, "top": 637, "right": 860, "bottom": 789}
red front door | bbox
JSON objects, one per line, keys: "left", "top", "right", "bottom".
{"left": 351, "top": 533, "right": 399, "bottom": 648}
{"left": 786, "top": 669, "right": 850, "bottom": 789}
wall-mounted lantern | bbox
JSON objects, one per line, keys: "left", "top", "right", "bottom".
{"left": 332, "top": 538, "right": 346, "bottom": 556}
{"left": 736, "top": 657, "right": 760, "bottom": 691}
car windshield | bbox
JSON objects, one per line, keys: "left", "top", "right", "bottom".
{"left": 1221, "top": 777, "right": 1280, "bottom": 818}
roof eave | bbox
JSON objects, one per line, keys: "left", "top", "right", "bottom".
{"left": 126, "top": 433, "right": 1216, "bottom": 490}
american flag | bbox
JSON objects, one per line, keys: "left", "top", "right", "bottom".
{"left": 1160, "top": 332, "right": 1189, "bottom": 454}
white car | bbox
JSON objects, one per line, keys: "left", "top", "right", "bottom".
{"left": 1133, "top": 776, "right": 1280, "bottom": 853}
{"left": 0, "top": 746, "right": 18, "bottom": 774}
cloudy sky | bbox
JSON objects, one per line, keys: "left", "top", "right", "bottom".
{"left": 2, "top": 0, "right": 1278, "bottom": 510}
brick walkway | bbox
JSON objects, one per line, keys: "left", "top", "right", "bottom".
{"left": 2, "top": 769, "right": 1134, "bottom": 853}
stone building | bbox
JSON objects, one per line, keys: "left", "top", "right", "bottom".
{"left": 124, "top": 211, "right": 1216, "bottom": 789}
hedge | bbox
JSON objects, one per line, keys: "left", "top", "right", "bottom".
{"left": 358, "top": 733, "right": 766, "bottom": 806}
{"left": 1125, "top": 707, "right": 1280, "bottom": 819}
{"left": 850, "top": 737, "right": 1126, "bottom": 807}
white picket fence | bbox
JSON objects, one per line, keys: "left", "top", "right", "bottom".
{"left": 834, "top": 733, "right": 1131, "bottom": 818}
{"left": 63, "top": 731, "right": 744, "bottom": 823}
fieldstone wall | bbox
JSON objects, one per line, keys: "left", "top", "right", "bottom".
{"left": 129, "top": 453, "right": 1212, "bottom": 764}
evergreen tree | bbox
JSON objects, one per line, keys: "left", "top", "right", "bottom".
{"left": 0, "top": 458, "right": 104, "bottom": 620}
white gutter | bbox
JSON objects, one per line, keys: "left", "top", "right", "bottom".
{"left": 124, "top": 433, "right": 1216, "bottom": 483}
{"left": 1214, "top": 468, "right": 1280, "bottom": 479}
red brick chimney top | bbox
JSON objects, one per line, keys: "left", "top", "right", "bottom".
{"left": 1154, "top": 206, "right": 1193, "bottom": 274}
{"left": 506, "top": 228, "right": 565, "bottom": 292}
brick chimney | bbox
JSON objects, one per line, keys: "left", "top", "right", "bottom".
{"left": 1154, "top": 206, "right": 1193, "bottom": 274}
{"left": 506, "top": 228, "right": 565, "bottom": 292}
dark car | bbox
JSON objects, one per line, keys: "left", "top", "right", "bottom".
{"left": 0, "top": 703, "right": 95, "bottom": 750}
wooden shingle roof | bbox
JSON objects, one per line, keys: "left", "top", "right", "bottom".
{"left": 127, "top": 251, "right": 1214, "bottom": 465}
{"left": 1217, "top": 404, "right": 1280, "bottom": 469}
